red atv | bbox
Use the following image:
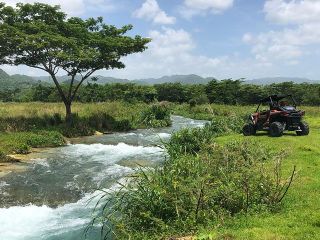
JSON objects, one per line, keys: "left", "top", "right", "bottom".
{"left": 243, "top": 95, "right": 309, "bottom": 137}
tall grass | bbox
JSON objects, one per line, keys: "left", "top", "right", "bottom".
{"left": 0, "top": 131, "right": 65, "bottom": 162}
{"left": 0, "top": 101, "right": 172, "bottom": 137}
{"left": 173, "top": 103, "right": 320, "bottom": 122}
{"left": 91, "top": 129, "right": 295, "bottom": 239}
{"left": 140, "top": 103, "right": 172, "bottom": 128}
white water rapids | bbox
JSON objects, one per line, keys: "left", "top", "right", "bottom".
{"left": 0, "top": 116, "right": 208, "bottom": 240}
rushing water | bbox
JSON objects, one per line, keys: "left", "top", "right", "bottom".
{"left": 0, "top": 116, "right": 208, "bottom": 240}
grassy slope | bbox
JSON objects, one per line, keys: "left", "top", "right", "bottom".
{"left": 195, "top": 115, "right": 320, "bottom": 239}
{"left": 0, "top": 102, "right": 169, "bottom": 161}
{"left": 0, "top": 102, "right": 142, "bottom": 160}
{"left": 0, "top": 101, "right": 148, "bottom": 119}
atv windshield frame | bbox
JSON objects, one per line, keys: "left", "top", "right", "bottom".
{"left": 255, "top": 95, "right": 297, "bottom": 113}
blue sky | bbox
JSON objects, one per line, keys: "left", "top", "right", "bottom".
{"left": 3, "top": 0, "right": 320, "bottom": 80}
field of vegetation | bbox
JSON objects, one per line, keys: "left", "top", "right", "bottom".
{"left": 173, "top": 104, "right": 320, "bottom": 240}
{"left": 88, "top": 103, "right": 320, "bottom": 240}
{"left": 1, "top": 2, "right": 319, "bottom": 239}
{"left": 0, "top": 100, "right": 319, "bottom": 239}
{"left": 0, "top": 101, "right": 171, "bottom": 162}
{"left": 2, "top": 80, "right": 320, "bottom": 106}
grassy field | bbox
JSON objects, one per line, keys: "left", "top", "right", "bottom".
{"left": 195, "top": 131, "right": 320, "bottom": 239}
{"left": 1, "top": 102, "right": 319, "bottom": 239}
{"left": 174, "top": 104, "right": 320, "bottom": 240}
{"left": 87, "top": 103, "right": 320, "bottom": 239}
{"left": 0, "top": 101, "right": 170, "bottom": 161}
{"left": 0, "top": 101, "right": 148, "bottom": 120}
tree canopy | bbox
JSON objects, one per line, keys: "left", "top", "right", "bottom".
{"left": 0, "top": 2, "right": 150, "bottom": 122}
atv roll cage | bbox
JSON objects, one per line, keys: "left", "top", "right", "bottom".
{"left": 255, "top": 95, "right": 297, "bottom": 112}
{"left": 243, "top": 94, "right": 309, "bottom": 137}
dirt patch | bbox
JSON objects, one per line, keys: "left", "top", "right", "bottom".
{"left": 0, "top": 162, "right": 28, "bottom": 177}
{"left": 0, "top": 149, "right": 49, "bottom": 177}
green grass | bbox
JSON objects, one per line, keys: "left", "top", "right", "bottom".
{"left": 0, "top": 101, "right": 171, "bottom": 161}
{"left": 172, "top": 103, "right": 255, "bottom": 120}
{"left": 194, "top": 114, "right": 320, "bottom": 239}
{"left": 93, "top": 103, "right": 320, "bottom": 240}
{"left": 0, "top": 102, "right": 171, "bottom": 134}
{"left": 0, "top": 131, "right": 65, "bottom": 162}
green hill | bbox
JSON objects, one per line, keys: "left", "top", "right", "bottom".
{"left": 0, "top": 69, "right": 45, "bottom": 90}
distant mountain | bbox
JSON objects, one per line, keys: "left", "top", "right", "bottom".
{"left": 246, "top": 77, "right": 320, "bottom": 85}
{"left": 0, "top": 69, "right": 10, "bottom": 80}
{"left": 0, "top": 69, "right": 44, "bottom": 90}
{"left": 1, "top": 68, "right": 320, "bottom": 89}
{"left": 34, "top": 75, "right": 130, "bottom": 85}
{"left": 133, "top": 74, "right": 215, "bottom": 85}
{"left": 34, "top": 74, "right": 213, "bottom": 85}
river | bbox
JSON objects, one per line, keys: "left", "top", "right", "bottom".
{"left": 0, "top": 116, "right": 207, "bottom": 240}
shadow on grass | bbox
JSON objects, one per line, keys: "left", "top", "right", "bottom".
{"left": 251, "top": 131, "right": 299, "bottom": 137}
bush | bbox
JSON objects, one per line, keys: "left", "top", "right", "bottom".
{"left": 140, "top": 104, "right": 172, "bottom": 128}
{"left": 0, "top": 131, "right": 65, "bottom": 157}
{"left": 165, "top": 127, "right": 214, "bottom": 157}
{"left": 189, "top": 94, "right": 209, "bottom": 107}
{"left": 206, "top": 115, "right": 245, "bottom": 135}
{"left": 165, "top": 115, "right": 245, "bottom": 158}
{"left": 93, "top": 139, "right": 294, "bottom": 239}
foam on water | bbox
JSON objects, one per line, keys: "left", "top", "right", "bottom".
{"left": 0, "top": 115, "right": 209, "bottom": 240}
{"left": 32, "top": 158, "right": 50, "bottom": 168}
{"left": 65, "top": 142, "right": 165, "bottom": 164}
{"left": 0, "top": 204, "right": 87, "bottom": 239}
{"left": 92, "top": 164, "right": 134, "bottom": 186}
{"left": 0, "top": 186, "right": 117, "bottom": 240}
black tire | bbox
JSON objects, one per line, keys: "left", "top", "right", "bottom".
{"left": 296, "top": 122, "right": 309, "bottom": 136}
{"left": 243, "top": 123, "right": 256, "bottom": 136}
{"left": 269, "top": 122, "right": 284, "bottom": 137}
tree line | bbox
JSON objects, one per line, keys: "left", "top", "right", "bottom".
{"left": 1, "top": 79, "right": 320, "bottom": 106}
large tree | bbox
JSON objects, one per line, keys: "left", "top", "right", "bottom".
{"left": 0, "top": 2, "right": 150, "bottom": 123}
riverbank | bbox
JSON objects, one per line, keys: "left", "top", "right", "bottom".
{"left": 0, "top": 150, "right": 47, "bottom": 177}
{"left": 0, "top": 115, "right": 209, "bottom": 239}
{"left": 0, "top": 101, "right": 171, "bottom": 155}
{"left": 94, "top": 104, "right": 320, "bottom": 239}
{"left": 175, "top": 106, "right": 320, "bottom": 239}
{"left": 195, "top": 120, "right": 320, "bottom": 239}
{"left": 2, "top": 102, "right": 320, "bottom": 239}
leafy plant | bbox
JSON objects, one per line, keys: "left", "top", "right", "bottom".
{"left": 140, "top": 104, "right": 172, "bottom": 128}
{"left": 90, "top": 138, "right": 295, "bottom": 239}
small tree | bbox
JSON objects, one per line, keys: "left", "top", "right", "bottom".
{"left": 0, "top": 2, "right": 150, "bottom": 123}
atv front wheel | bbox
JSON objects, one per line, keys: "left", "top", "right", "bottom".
{"left": 269, "top": 122, "right": 284, "bottom": 137}
{"left": 296, "top": 122, "right": 309, "bottom": 136}
{"left": 243, "top": 123, "right": 256, "bottom": 136}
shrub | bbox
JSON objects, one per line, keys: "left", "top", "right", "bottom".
{"left": 189, "top": 94, "right": 209, "bottom": 107}
{"left": 206, "top": 115, "right": 245, "bottom": 135}
{"left": 165, "top": 127, "right": 214, "bottom": 157}
{"left": 189, "top": 99, "right": 197, "bottom": 108}
{"left": 140, "top": 104, "right": 172, "bottom": 128}
{"left": 0, "top": 150, "right": 7, "bottom": 162}
{"left": 165, "top": 116, "right": 245, "bottom": 158}
{"left": 0, "top": 131, "right": 66, "bottom": 157}
{"left": 25, "top": 131, "right": 65, "bottom": 147}
{"left": 93, "top": 140, "right": 295, "bottom": 239}
{"left": 13, "top": 142, "right": 30, "bottom": 154}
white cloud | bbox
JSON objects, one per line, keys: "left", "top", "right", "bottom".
{"left": 264, "top": 0, "right": 320, "bottom": 25}
{"left": 133, "top": 0, "right": 176, "bottom": 25}
{"left": 244, "top": 0, "right": 320, "bottom": 64}
{"left": 180, "top": 0, "right": 234, "bottom": 18}
{"left": 106, "top": 27, "right": 227, "bottom": 79}
{"left": 4, "top": 0, "right": 115, "bottom": 16}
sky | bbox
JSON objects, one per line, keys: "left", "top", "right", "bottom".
{"left": 2, "top": 0, "right": 320, "bottom": 80}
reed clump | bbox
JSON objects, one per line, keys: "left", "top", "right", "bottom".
{"left": 92, "top": 127, "right": 295, "bottom": 239}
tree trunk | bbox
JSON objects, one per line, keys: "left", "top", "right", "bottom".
{"left": 65, "top": 102, "right": 72, "bottom": 125}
